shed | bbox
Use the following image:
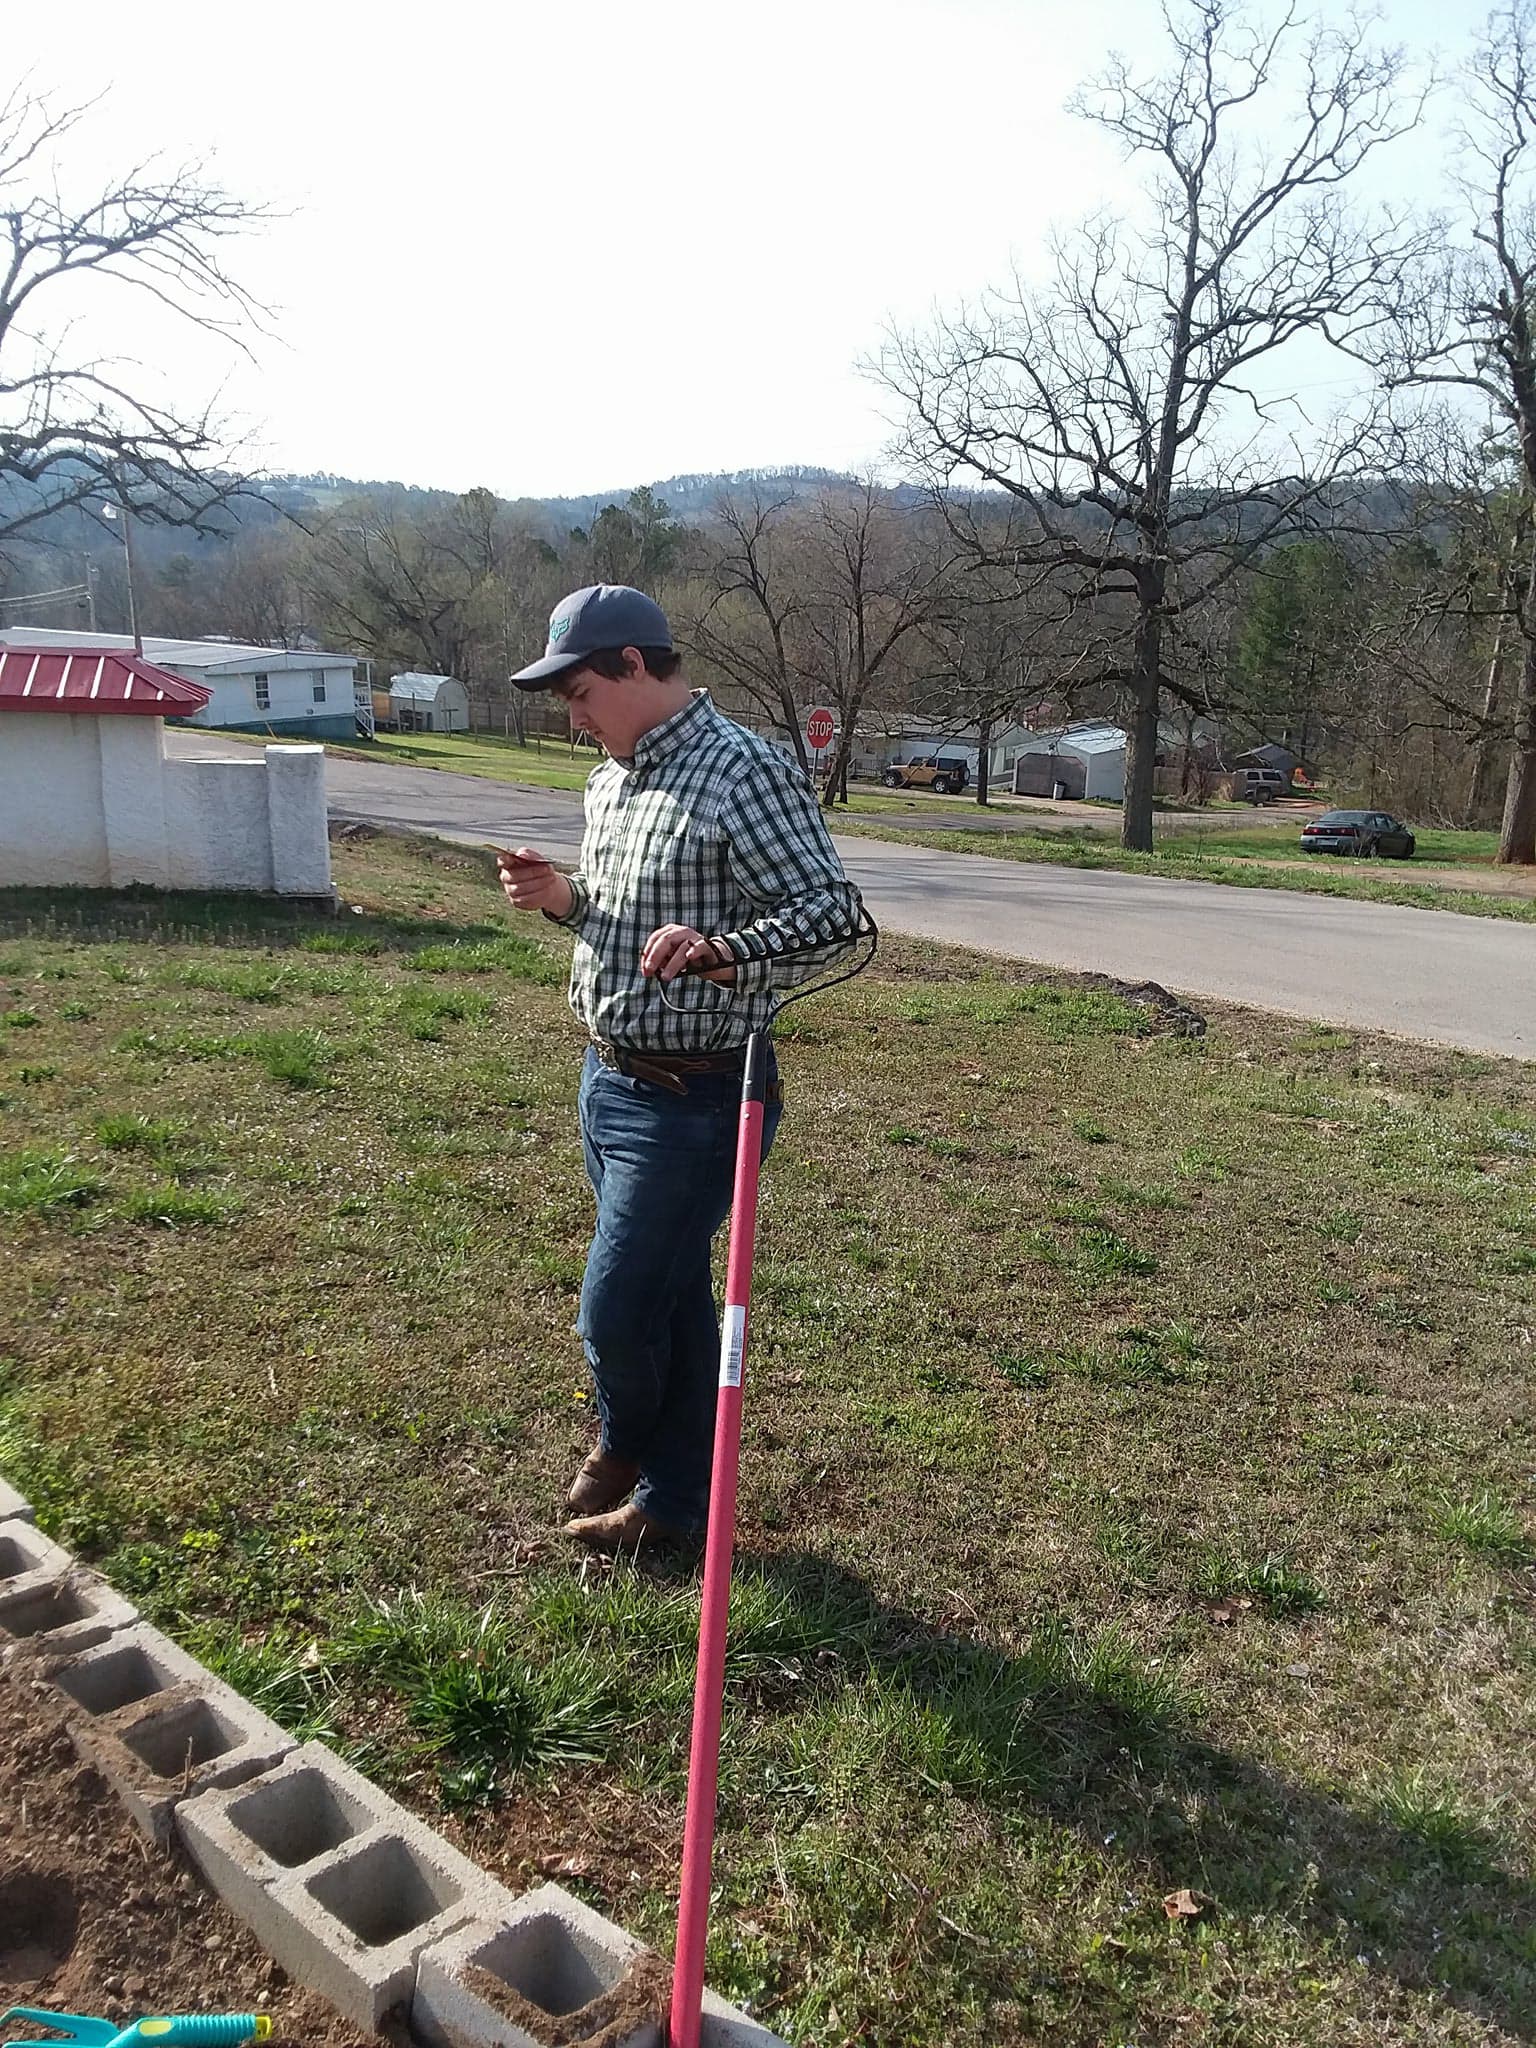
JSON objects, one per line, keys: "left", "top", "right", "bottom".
{"left": 0, "top": 644, "right": 333, "bottom": 897}
{"left": 386, "top": 671, "right": 470, "bottom": 733}
{"left": 1011, "top": 723, "right": 1127, "bottom": 803}
{"left": 1230, "top": 743, "right": 1304, "bottom": 782}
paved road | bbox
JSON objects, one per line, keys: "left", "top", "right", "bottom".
{"left": 168, "top": 734, "right": 1535, "bottom": 1057}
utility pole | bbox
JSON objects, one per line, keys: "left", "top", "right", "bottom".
{"left": 101, "top": 496, "right": 142, "bottom": 654}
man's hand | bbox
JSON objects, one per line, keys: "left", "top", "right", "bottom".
{"left": 640, "top": 924, "right": 737, "bottom": 985}
{"left": 497, "top": 847, "right": 575, "bottom": 921}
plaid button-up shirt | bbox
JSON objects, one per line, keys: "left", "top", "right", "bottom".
{"left": 550, "top": 692, "right": 862, "bottom": 1052}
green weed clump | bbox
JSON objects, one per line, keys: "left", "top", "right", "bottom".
{"left": 95, "top": 1113, "right": 183, "bottom": 1153}
{"left": 0, "top": 1147, "right": 103, "bottom": 1216}
{"left": 1373, "top": 1769, "right": 1493, "bottom": 1876}
{"left": 237, "top": 1029, "right": 335, "bottom": 1088}
{"left": 1010, "top": 985, "right": 1152, "bottom": 1040}
{"left": 180, "top": 1620, "right": 342, "bottom": 1744}
{"left": 1434, "top": 1492, "right": 1532, "bottom": 1563}
{"left": 1076, "top": 1226, "right": 1159, "bottom": 1280}
{"left": 403, "top": 935, "right": 558, "bottom": 981}
{"left": 333, "top": 1591, "right": 627, "bottom": 1804}
{"left": 393, "top": 988, "right": 493, "bottom": 1042}
{"left": 1195, "top": 1550, "right": 1325, "bottom": 1617}
{"left": 117, "top": 1183, "right": 236, "bottom": 1228}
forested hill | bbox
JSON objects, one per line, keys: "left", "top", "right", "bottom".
{"left": 0, "top": 463, "right": 873, "bottom": 574}
{"left": 265, "top": 465, "right": 863, "bottom": 531}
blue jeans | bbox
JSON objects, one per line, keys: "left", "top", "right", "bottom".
{"left": 576, "top": 1045, "right": 782, "bottom": 1531}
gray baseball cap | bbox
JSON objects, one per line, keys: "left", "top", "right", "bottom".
{"left": 511, "top": 584, "right": 674, "bottom": 689}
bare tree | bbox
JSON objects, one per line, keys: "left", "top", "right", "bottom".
{"left": 1468, "top": 498, "right": 1529, "bottom": 824}
{"left": 879, "top": 0, "right": 1429, "bottom": 850}
{"left": 302, "top": 506, "right": 480, "bottom": 684}
{"left": 0, "top": 86, "right": 267, "bottom": 544}
{"left": 142, "top": 520, "right": 307, "bottom": 645}
{"left": 1382, "top": 4, "right": 1536, "bottom": 862}
{"left": 915, "top": 579, "right": 1059, "bottom": 804}
{"left": 677, "top": 492, "right": 811, "bottom": 770}
{"left": 300, "top": 492, "right": 565, "bottom": 736}
{"left": 793, "top": 483, "right": 957, "bottom": 808}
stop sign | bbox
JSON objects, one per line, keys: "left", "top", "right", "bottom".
{"left": 805, "top": 708, "right": 835, "bottom": 750}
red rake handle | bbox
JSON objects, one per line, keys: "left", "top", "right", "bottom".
{"left": 669, "top": 1031, "right": 769, "bottom": 2048}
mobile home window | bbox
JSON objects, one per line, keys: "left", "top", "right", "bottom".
{"left": 312, "top": 673, "right": 327, "bottom": 704}
{"left": 253, "top": 672, "right": 270, "bottom": 711}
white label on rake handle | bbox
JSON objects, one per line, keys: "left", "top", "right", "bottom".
{"left": 719, "top": 1303, "right": 747, "bottom": 1389}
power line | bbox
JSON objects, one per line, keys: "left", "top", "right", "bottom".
{"left": 0, "top": 583, "right": 90, "bottom": 608}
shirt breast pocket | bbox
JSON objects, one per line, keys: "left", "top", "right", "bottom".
{"left": 656, "top": 815, "right": 728, "bottom": 904}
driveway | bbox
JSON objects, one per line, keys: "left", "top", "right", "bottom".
{"left": 167, "top": 733, "right": 1536, "bottom": 1059}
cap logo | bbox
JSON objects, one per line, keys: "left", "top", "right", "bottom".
{"left": 549, "top": 616, "right": 571, "bottom": 645}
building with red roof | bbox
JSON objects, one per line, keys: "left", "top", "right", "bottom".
{"left": 0, "top": 643, "right": 333, "bottom": 898}
{"left": 0, "top": 628, "right": 364, "bottom": 742}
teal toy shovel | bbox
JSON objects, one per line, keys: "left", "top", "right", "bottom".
{"left": 2, "top": 2011, "right": 272, "bottom": 2048}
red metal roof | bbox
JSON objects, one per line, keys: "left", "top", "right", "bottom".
{"left": 0, "top": 645, "right": 213, "bottom": 716}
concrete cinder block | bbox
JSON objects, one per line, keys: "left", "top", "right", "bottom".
{"left": 696, "top": 1985, "right": 797, "bottom": 2048}
{"left": 0, "top": 1518, "right": 74, "bottom": 1598}
{"left": 179, "top": 1739, "right": 401, "bottom": 1932}
{"left": 413, "top": 1889, "right": 661, "bottom": 2048}
{"left": 277, "top": 1827, "right": 490, "bottom": 2029}
{"left": 69, "top": 1679, "right": 294, "bottom": 1845}
{"left": 184, "top": 1756, "right": 512, "bottom": 2034}
{"left": 0, "top": 1566, "right": 136, "bottom": 1658}
{"left": 0, "top": 1476, "right": 34, "bottom": 1523}
{"left": 36, "top": 1619, "right": 214, "bottom": 1723}
{"left": 413, "top": 1885, "right": 792, "bottom": 2048}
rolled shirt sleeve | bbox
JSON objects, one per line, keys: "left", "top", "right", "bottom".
{"left": 543, "top": 870, "right": 592, "bottom": 931}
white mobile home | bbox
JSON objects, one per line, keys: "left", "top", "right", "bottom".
{"left": 0, "top": 630, "right": 362, "bottom": 741}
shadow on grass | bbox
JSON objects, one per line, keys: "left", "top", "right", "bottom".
{"left": 0, "top": 871, "right": 517, "bottom": 961}
{"left": 732, "top": 1551, "right": 1535, "bottom": 2044}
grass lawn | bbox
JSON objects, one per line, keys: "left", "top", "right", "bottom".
{"left": 835, "top": 818, "right": 1536, "bottom": 924}
{"left": 324, "top": 732, "right": 992, "bottom": 815}
{"left": 327, "top": 730, "right": 1010, "bottom": 820}
{"left": 1148, "top": 825, "right": 1504, "bottom": 867}
{"left": 332, "top": 728, "right": 600, "bottom": 791}
{"left": 1, "top": 834, "right": 1533, "bottom": 2047}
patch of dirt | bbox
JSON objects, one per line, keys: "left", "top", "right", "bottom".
{"left": 0, "top": 1664, "right": 371, "bottom": 2048}
{"left": 1075, "top": 974, "right": 1208, "bottom": 1037}
{"left": 460, "top": 1950, "right": 670, "bottom": 2048}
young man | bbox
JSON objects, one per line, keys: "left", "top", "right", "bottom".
{"left": 500, "top": 583, "right": 862, "bottom": 1552}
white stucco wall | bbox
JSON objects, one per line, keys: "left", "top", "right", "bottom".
{"left": 0, "top": 717, "right": 111, "bottom": 884}
{"left": 0, "top": 715, "right": 333, "bottom": 896}
{"left": 264, "top": 746, "right": 332, "bottom": 894}
{"left": 162, "top": 758, "right": 275, "bottom": 889}
{"left": 100, "top": 718, "right": 171, "bottom": 887}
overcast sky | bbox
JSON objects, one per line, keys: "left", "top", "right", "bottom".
{"left": 17, "top": 0, "right": 1468, "bottom": 499}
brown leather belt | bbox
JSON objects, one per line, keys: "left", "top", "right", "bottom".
{"left": 590, "top": 1041, "right": 747, "bottom": 1095}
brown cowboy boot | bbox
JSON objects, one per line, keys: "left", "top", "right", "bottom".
{"left": 565, "top": 1449, "right": 641, "bottom": 1517}
{"left": 562, "top": 1501, "right": 692, "bottom": 1554}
